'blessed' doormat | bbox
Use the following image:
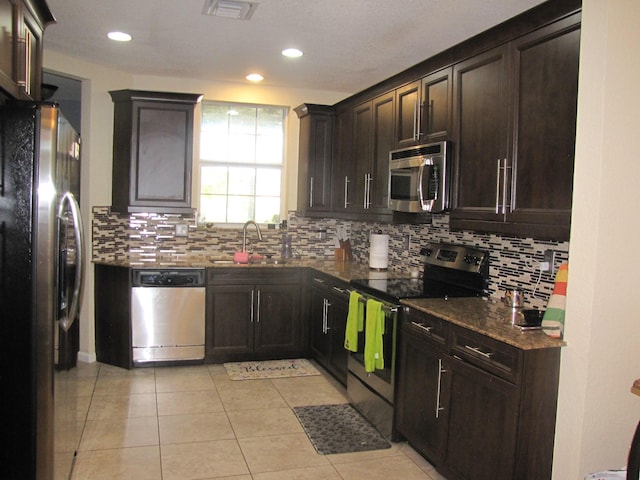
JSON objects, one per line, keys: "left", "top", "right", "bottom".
{"left": 293, "top": 403, "right": 391, "bottom": 455}
{"left": 224, "top": 358, "right": 321, "bottom": 380}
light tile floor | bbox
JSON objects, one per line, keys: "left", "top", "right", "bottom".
{"left": 65, "top": 361, "right": 447, "bottom": 479}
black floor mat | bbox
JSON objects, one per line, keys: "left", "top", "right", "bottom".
{"left": 293, "top": 403, "right": 391, "bottom": 455}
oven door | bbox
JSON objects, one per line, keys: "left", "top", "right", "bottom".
{"left": 347, "top": 299, "right": 399, "bottom": 404}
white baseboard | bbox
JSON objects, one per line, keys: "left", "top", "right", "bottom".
{"left": 78, "top": 351, "right": 97, "bottom": 364}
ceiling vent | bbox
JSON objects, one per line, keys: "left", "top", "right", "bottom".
{"left": 202, "top": 0, "right": 258, "bottom": 20}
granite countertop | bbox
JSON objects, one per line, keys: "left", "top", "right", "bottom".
{"left": 94, "top": 257, "right": 563, "bottom": 350}
{"left": 92, "top": 257, "right": 407, "bottom": 283}
{"left": 401, "top": 297, "right": 566, "bottom": 350}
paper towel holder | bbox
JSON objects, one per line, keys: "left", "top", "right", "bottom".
{"left": 369, "top": 230, "right": 389, "bottom": 271}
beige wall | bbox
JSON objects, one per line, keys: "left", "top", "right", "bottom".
{"left": 555, "top": 0, "right": 640, "bottom": 478}
{"left": 43, "top": 50, "right": 347, "bottom": 364}
{"left": 45, "top": 1, "right": 640, "bottom": 475}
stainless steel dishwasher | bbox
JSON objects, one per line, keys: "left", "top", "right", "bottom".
{"left": 131, "top": 269, "right": 206, "bottom": 364}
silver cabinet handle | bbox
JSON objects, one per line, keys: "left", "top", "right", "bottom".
{"left": 344, "top": 176, "right": 350, "bottom": 208}
{"left": 502, "top": 158, "right": 510, "bottom": 215}
{"left": 309, "top": 177, "right": 314, "bottom": 208}
{"left": 464, "top": 345, "right": 493, "bottom": 359}
{"left": 250, "top": 289, "right": 255, "bottom": 322}
{"left": 321, "top": 298, "right": 326, "bottom": 333}
{"left": 313, "top": 277, "right": 326, "bottom": 284}
{"left": 410, "top": 321, "right": 433, "bottom": 334}
{"left": 325, "top": 299, "right": 331, "bottom": 332}
{"left": 256, "top": 289, "right": 261, "bottom": 323}
{"left": 363, "top": 174, "right": 368, "bottom": 209}
{"left": 331, "top": 285, "right": 348, "bottom": 296}
{"left": 363, "top": 174, "right": 372, "bottom": 209}
{"left": 435, "top": 358, "right": 447, "bottom": 418}
{"left": 413, "top": 98, "right": 419, "bottom": 140}
{"left": 495, "top": 159, "right": 502, "bottom": 214}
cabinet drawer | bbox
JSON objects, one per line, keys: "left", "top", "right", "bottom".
{"left": 310, "top": 273, "right": 350, "bottom": 297}
{"left": 450, "top": 325, "right": 522, "bottom": 383}
{"left": 207, "top": 268, "right": 301, "bottom": 285}
{"left": 402, "top": 308, "right": 448, "bottom": 347}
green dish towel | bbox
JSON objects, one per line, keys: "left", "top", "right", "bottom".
{"left": 364, "top": 299, "right": 385, "bottom": 373}
{"left": 344, "top": 291, "right": 364, "bottom": 352}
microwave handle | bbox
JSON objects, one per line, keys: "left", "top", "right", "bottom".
{"left": 417, "top": 163, "right": 426, "bottom": 209}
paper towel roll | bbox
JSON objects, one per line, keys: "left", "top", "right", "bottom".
{"left": 369, "top": 233, "right": 389, "bottom": 270}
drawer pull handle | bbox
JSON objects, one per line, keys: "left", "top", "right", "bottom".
{"left": 411, "top": 321, "right": 433, "bottom": 333}
{"left": 313, "top": 277, "right": 326, "bottom": 284}
{"left": 464, "top": 345, "right": 493, "bottom": 359}
{"left": 331, "top": 286, "right": 348, "bottom": 295}
{"left": 436, "top": 358, "right": 446, "bottom": 418}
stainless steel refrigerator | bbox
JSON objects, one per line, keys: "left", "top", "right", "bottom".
{"left": 1, "top": 103, "right": 85, "bottom": 479}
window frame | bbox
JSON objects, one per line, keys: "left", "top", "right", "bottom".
{"left": 196, "top": 100, "right": 288, "bottom": 226}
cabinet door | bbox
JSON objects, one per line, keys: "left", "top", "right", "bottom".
{"left": 395, "top": 328, "right": 446, "bottom": 463}
{"left": 309, "top": 287, "right": 331, "bottom": 364}
{"left": 110, "top": 90, "right": 200, "bottom": 214}
{"left": 351, "top": 100, "right": 372, "bottom": 213}
{"left": 295, "top": 104, "right": 333, "bottom": 214}
{"left": 205, "top": 285, "right": 254, "bottom": 358}
{"left": 254, "top": 283, "right": 301, "bottom": 354}
{"left": 327, "top": 290, "right": 349, "bottom": 384}
{"left": 451, "top": 45, "right": 510, "bottom": 224}
{"left": 507, "top": 15, "right": 580, "bottom": 239}
{"left": 369, "top": 91, "right": 395, "bottom": 213}
{"left": 422, "top": 67, "right": 452, "bottom": 143}
{"left": 395, "top": 80, "right": 422, "bottom": 148}
{"left": 0, "top": 0, "right": 17, "bottom": 97}
{"left": 331, "top": 107, "right": 356, "bottom": 212}
{"left": 440, "top": 354, "right": 519, "bottom": 480}
{"left": 133, "top": 102, "right": 193, "bottom": 208}
{"left": 21, "top": 4, "right": 45, "bottom": 100}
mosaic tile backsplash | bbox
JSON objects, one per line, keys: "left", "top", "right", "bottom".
{"left": 92, "top": 207, "right": 569, "bottom": 309}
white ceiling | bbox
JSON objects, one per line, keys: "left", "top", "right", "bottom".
{"left": 43, "top": 0, "right": 546, "bottom": 96}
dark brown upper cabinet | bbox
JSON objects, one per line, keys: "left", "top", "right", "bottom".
{"left": 351, "top": 91, "right": 395, "bottom": 220}
{"left": 450, "top": 13, "right": 580, "bottom": 241}
{"left": 330, "top": 106, "right": 355, "bottom": 214}
{"left": 294, "top": 104, "right": 334, "bottom": 216}
{"left": 395, "top": 68, "right": 452, "bottom": 149}
{"left": 109, "top": 90, "right": 202, "bottom": 214}
{"left": 421, "top": 67, "right": 453, "bottom": 144}
{"left": 395, "top": 80, "right": 422, "bottom": 148}
{"left": 0, "top": 0, "right": 53, "bottom": 102}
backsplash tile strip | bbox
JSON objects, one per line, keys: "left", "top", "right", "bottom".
{"left": 92, "top": 207, "right": 569, "bottom": 309}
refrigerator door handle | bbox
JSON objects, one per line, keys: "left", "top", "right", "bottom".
{"left": 57, "top": 192, "right": 85, "bottom": 332}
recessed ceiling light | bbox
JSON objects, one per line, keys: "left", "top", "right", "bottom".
{"left": 282, "top": 48, "right": 303, "bottom": 58}
{"left": 107, "top": 31, "right": 132, "bottom": 42}
{"left": 246, "top": 73, "right": 264, "bottom": 82}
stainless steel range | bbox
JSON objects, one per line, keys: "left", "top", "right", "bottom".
{"left": 347, "top": 242, "right": 489, "bottom": 439}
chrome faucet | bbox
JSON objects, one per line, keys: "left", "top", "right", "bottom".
{"left": 242, "top": 220, "right": 263, "bottom": 252}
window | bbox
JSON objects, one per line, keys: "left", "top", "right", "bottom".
{"left": 199, "top": 101, "right": 286, "bottom": 224}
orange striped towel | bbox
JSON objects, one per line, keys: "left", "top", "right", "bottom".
{"left": 542, "top": 263, "right": 568, "bottom": 339}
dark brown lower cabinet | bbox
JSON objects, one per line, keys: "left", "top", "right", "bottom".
{"left": 94, "top": 264, "right": 133, "bottom": 369}
{"left": 396, "top": 308, "right": 561, "bottom": 480}
{"left": 205, "top": 268, "right": 303, "bottom": 363}
{"left": 395, "top": 324, "right": 447, "bottom": 463}
{"left": 440, "top": 354, "right": 519, "bottom": 480}
{"left": 309, "top": 273, "right": 350, "bottom": 384}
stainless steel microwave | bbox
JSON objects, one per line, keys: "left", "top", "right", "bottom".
{"left": 388, "top": 141, "right": 450, "bottom": 213}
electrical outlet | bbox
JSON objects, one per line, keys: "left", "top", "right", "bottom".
{"left": 175, "top": 224, "right": 189, "bottom": 237}
{"left": 403, "top": 234, "right": 411, "bottom": 250}
{"left": 542, "top": 249, "right": 556, "bottom": 273}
